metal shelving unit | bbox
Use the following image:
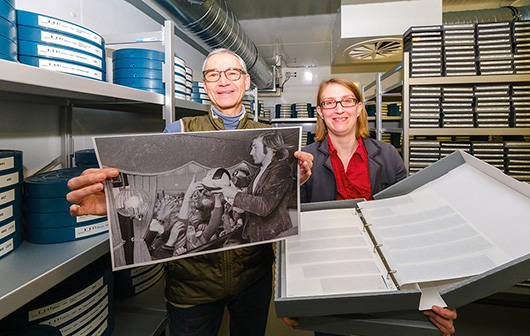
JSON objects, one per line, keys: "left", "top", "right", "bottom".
{"left": 0, "top": 233, "right": 110, "bottom": 320}
{"left": 0, "top": 19, "right": 206, "bottom": 334}
{"left": 402, "top": 51, "right": 530, "bottom": 171}
{"left": 362, "top": 63, "right": 404, "bottom": 142}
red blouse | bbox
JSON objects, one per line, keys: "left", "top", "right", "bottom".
{"left": 328, "top": 137, "right": 372, "bottom": 201}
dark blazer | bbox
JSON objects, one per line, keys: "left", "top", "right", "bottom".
{"left": 233, "top": 158, "right": 294, "bottom": 242}
{"left": 300, "top": 136, "right": 407, "bottom": 203}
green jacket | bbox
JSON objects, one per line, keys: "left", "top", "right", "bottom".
{"left": 165, "top": 108, "right": 275, "bottom": 305}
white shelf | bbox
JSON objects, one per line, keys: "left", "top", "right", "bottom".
{"left": 0, "top": 59, "right": 164, "bottom": 108}
{"left": 0, "top": 232, "right": 110, "bottom": 320}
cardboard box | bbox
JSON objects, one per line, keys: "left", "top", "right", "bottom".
{"left": 275, "top": 150, "right": 530, "bottom": 335}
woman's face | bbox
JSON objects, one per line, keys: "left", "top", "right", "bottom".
{"left": 317, "top": 83, "right": 363, "bottom": 139}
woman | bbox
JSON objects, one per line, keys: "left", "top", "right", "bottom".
{"left": 285, "top": 78, "right": 456, "bottom": 336}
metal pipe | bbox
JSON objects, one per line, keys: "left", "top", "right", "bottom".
{"left": 443, "top": 5, "right": 530, "bottom": 24}
{"left": 151, "top": 0, "right": 273, "bottom": 89}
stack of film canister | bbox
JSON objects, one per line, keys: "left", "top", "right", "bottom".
{"left": 261, "top": 107, "right": 271, "bottom": 120}
{"left": 191, "top": 80, "right": 210, "bottom": 105}
{"left": 113, "top": 263, "right": 165, "bottom": 300}
{"left": 16, "top": 9, "right": 106, "bottom": 81}
{"left": 74, "top": 148, "right": 99, "bottom": 168}
{"left": 387, "top": 103, "right": 401, "bottom": 116}
{"left": 443, "top": 23, "right": 477, "bottom": 76}
{"left": 409, "top": 140, "right": 440, "bottom": 174}
{"left": 476, "top": 21, "right": 514, "bottom": 75}
{"left": 242, "top": 98, "right": 253, "bottom": 116}
{"left": 112, "top": 48, "right": 164, "bottom": 94}
{"left": 505, "top": 141, "right": 530, "bottom": 181}
{"left": 513, "top": 20, "right": 530, "bottom": 74}
{"left": 0, "top": 150, "right": 23, "bottom": 259}
{"left": 472, "top": 141, "right": 506, "bottom": 172}
{"left": 442, "top": 86, "right": 475, "bottom": 128}
{"left": 403, "top": 25, "right": 443, "bottom": 77}
{"left": 366, "top": 104, "right": 376, "bottom": 116}
{"left": 0, "top": 255, "right": 114, "bottom": 336}
{"left": 23, "top": 167, "right": 107, "bottom": 244}
{"left": 0, "top": 0, "right": 16, "bottom": 62}
{"left": 185, "top": 65, "right": 193, "bottom": 100}
{"left": 475, "top": 84, "right": 511, "bottom": 128}
{"left": 409, "top": 86, "right": 441, "bottom": 128}
{"left": 275, "top": 103, "right": 292, "bottom": 118}
{"left": 291, "top": 103, "right": 311, "bottom": 118}
{"left": 512, "top": 84, "right": 530, "bottom": 127}
{"left": 174, "top": 54, "right": 187, "bottom": 100}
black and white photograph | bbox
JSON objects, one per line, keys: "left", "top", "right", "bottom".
{"left": 93, "top": 127, "right": 301, "bottom": 270}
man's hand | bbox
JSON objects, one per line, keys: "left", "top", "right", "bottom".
{"left": 295, "top": 151, "right": 313, "bottom": 185}
{"left": 66, "top": 168, "right": 119, "bottom": 216}
{"left": 423, "top": 305, "right": 457, "bottom": 335}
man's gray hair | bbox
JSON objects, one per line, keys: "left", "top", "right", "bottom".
{"left": 202, "top": 48, "right": 248, "bottom": 73}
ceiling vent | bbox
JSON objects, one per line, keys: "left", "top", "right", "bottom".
{"left": 332, "top": 0, "right": 442, "bottom": 67}
{"left": 344, "top": 37, "right": 403, "bottom": 61}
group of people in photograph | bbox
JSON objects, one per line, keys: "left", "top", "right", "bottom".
{"left": 66, "top": 48, "right": 457, "bottom": 336}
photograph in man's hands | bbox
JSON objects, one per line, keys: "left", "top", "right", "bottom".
{"left": 93, "top": 127, "right": 301, "bottom": 270}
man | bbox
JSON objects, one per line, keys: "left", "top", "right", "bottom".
{"left": 66, "top": 48, "right": 313, "bottom": 336}
{"left": 221, "top": 130, "right": 295, "bottom": 242}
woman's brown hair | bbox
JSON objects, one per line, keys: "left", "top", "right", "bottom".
{"left": 314, "top": 78, "right": 369, "bottom": 142}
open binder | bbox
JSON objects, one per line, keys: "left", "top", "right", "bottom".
{"left": 275, "top": 150, "right": 530, "bottom": 335}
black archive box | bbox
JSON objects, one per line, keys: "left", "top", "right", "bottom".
{"left": 275, "top": 150, "right": 530, "bottom": 335}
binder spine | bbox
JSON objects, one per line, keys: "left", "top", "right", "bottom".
{"left": 355, "top": 206, "right": 400, "bottom": 289}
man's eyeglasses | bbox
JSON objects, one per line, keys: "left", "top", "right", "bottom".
{"left": 203, "top": 68, "right": 246, "bottom": 82}
{"left": 320, "top": 98, "right": 359, "bottom": 109}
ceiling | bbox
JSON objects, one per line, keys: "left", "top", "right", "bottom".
{"left": 225, "top": 0, "right": 530, "bottom": 71}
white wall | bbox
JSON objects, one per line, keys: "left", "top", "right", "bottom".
{"left": 262, "top": 66, "right": 376, "bottom": 108}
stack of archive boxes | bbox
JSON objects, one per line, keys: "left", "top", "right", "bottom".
{"left": 0, "top": 255, "right": 115, "bottom": 336}
{"left": 443, "top": 23, "right": 477, "bottom": 76}
{"left": 0, "top": 150, "right": 23, "bottom": 259}
{"left": 475, "top": 84, "right": 511, "bottom": 128}
{"left": 0, "top": 0, "right": 16, "bottom": 62}
{"left": 16, "top": 9, "right": 106, "bottom": 81}
{"left": 513, "top": 20, "right": 530, "bottom": 74}
{"left": 113, "top": 263, "right": 165, "bottom": 300}
{"left": 476, "top": 22, "right": 513, "bottom": 75}
{"left": 403, "top": 25, "right": 443, "bottom": 77}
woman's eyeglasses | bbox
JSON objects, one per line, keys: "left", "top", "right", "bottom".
{"left": 319, "top": 98, "right": 359, "bottom": 109}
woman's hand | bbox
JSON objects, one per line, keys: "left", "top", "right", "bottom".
{"left": 423, "top": 305, "right": 457, "bottom": 335}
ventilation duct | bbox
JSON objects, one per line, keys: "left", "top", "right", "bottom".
{"left": 151, "top": 0, "right": 273, "bottom": 89}
{"left": 443, "top": 6, "right": 530, "bottom": 24}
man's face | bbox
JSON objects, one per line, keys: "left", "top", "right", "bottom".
{"left": 250, "top": 138, "right": 267, "bottom": 165}
{"left": 203, "top": 53, "right": 251, "bottom": 116}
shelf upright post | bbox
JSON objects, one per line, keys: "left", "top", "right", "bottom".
{"left": 60, "top": 102, "right": 74, "bottom": 168}
{"left": 162, "top": 20, "right": 176, "bottom": 127}
{"left": 402, "top": 52, "right": 410, "bottom": 174}
{"left": 253, "top": 87, "right": 258, "bottom": 122}
{"left": 375, "top": 72, "right": 383, "bottom": 142}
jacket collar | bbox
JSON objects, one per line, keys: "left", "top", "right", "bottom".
{"left": 317, "top": 136, "right": 384, "bottom": 193}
